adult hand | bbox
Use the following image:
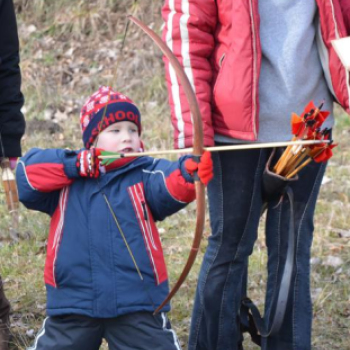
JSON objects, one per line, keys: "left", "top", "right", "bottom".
{"left": 185, "top": 150, "right": 213, "bottom": 186}
{"left": 0, "top": 157, "right": 17, "bottom": 170}
{"left": 9, "top": 157, "right": 18, "bottom": 170}
{"left": 76, "top": 148, "right": 101, "bottom": 178}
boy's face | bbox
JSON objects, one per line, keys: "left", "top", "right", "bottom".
{"left": 95, "top": 121, "right": 141, "bottom": 153}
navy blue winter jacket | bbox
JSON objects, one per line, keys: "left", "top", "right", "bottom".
{"left": 16, "top": 148, "right": 196, "bottom": 318}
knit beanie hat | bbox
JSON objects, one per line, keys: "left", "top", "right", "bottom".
{"left": 80, "top": 86, "right": 141, "bottom": 149}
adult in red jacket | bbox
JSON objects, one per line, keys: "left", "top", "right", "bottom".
{"left": 0, "top": 0, "right": 25, "bottom": 349}
{"left": 162, "top": 1, "right": 350, "bottom": 350}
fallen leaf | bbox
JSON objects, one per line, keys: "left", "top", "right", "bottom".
{"left": 322, "top": 256, "right": 343, "bottom": 267}
{"left": 332, "top": 228, "right": 350, "bottom": 238}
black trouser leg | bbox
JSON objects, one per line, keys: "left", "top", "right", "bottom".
{"left": 0, "top": 276, "right": 10, "bottom": 350}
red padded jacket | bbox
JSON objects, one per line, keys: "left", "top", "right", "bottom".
{"left": 162, "top": 0, "right": 350, "bottom": 148}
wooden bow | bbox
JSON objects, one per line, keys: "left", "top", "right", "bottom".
{"left": 128, "top": 16, "right": 206, "bottom": 314}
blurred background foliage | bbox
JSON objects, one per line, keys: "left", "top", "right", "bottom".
{"left": 0, "top": 1, "right": 349, "bottom": 349}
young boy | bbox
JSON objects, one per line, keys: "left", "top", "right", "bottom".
{"left": 16, "top": 86, "right": 213, "bottom": 350}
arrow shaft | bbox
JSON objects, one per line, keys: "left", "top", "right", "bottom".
{"left": 99, "top": 140, "right": 331, "bottom": 160}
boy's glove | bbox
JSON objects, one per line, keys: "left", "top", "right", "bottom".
{"left": 76, "top": 148, "right": 101, "bottom": 178}
{"left": 185, "top": 151, "right": 213, "bottom": 185}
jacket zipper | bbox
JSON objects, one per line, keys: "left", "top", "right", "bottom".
{"left": 329, "top": 0, "right": 350, "bottom": 105}
{"left": 219, "top": 53, "right": 225, "bottom": 68}
{"left": 249, "top": 0, "right": 258, "bottom": 139}
{"left": 329, "top": 0, "right": 339, "bottom": 39}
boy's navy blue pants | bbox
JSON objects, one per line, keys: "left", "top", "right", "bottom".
{"left": 27, "top": 312, "right": 182, "bottom": 350}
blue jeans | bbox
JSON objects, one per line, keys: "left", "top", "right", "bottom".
{"left": 189, "top": 148, "right": 326, "bottom": 350}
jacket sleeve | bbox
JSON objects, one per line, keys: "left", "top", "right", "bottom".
{"left": 162, "top": 0, "right": 218, "bottom": 149}
{"left": 142, "top": 156, "right": 195, "bottom": 221}
{"left": 339, "top": 0, "right": 350, "bottom": 34}
{"left": 16, "top": 148, "right": 80, "bottom": 214}
{"left": 0, "top": 0, "right": 25, "bottom": 158}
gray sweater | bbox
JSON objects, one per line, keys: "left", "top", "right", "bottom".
{"left": 215, "top": 0, "right": 334, "bottom": 144}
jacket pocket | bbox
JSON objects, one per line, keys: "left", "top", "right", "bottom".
{"left": 128, "top": 182, "right": 168, "bottom": 285}
{"left": 213, "top": 52, "right": 226, "bottom": 96}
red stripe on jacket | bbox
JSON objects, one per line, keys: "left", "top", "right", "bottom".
{"left": 44, "top": 187, "right": 69, "bottom": 287}
{"left": 128, "top": 183, "right": 168, "bottom": 285}
{"left": 162, "top": 0, "right": 217, "bottom": 148}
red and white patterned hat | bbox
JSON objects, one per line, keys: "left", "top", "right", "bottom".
{"left": 80, "top": 86, "right": 141, "bottom": 148}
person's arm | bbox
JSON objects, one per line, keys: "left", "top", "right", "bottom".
{"left": 0, "top": 0, "right": 25, "bottom": 158}
{"left": 142, "top": 156, "right": 195, "bottom": 221}
{"left": 143, "top": 152, "right": 212, "bottom": 220}
{"left": 16, "top": 148, "right": 80, "bottom": 214}
{"left": 162, "top": 0, "right": 218, "bottom": 148}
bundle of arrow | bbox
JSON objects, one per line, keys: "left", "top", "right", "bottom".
{"left": 273, "top": 101, "right": 336, "bottom": 179}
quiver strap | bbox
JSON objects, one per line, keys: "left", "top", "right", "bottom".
{"left": 240, "top": 148, "right": 298, "bottom": 346}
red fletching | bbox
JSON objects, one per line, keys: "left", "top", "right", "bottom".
{"left": 313, "top": 148, "right": 332, "bottom": 163}
{"left": 291, "top": 113, "right": 305, "bottom": 136}
{"left": 303, "top": 101, "right": 316, "bottom": 116}
{"left": 315, "top": 111, "right": 330, "bottom": 128}
{"left": 296, "top": 101, "right": 330, "bottom": 137}
{"left": 313, "top": 143, "right": 337, "bottom": 163}
{"left": 276, "top": 101, "right": 335, "bottom": 177}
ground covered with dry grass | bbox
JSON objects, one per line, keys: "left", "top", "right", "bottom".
{"left": 0, "top": 1, "right": 349, "bottom": 349}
